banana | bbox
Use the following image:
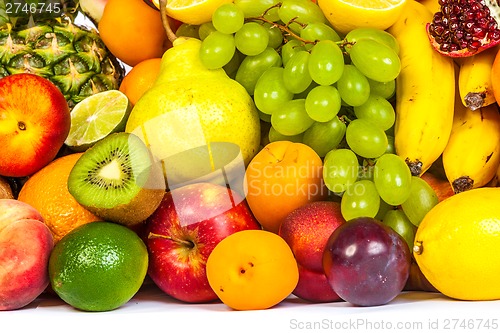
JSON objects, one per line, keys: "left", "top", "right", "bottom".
{"left": 458, "top": 46, "right": 499, "bottom": 111}
{"left": 442, "top": 103, "right": 500, "bottom": 193}
{"left": 387, "top": 1, "right": 456, "bottom": 177}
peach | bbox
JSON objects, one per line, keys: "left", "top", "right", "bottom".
{"left": 245, "top": 141, "right": 328, "bottom": 233}
{"left": 0, "top": 199, "right": 54, "bottom": 310}
{"left": 0, "top": 74, "right": 71, "bottom": 177}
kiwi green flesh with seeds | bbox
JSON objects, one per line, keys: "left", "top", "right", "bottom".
{"left": 67, "top": 132, "right": 166, "bottom": 226}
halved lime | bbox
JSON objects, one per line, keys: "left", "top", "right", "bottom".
{"left": 65, "top": 90, "right": 132, "bottom": 152}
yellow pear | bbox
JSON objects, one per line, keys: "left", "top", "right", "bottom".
{"left": 125, "top": 37, "right": 261, "bottom": 188}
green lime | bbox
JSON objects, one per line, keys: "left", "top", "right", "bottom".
{"left": 65, "top": 90, "right": 132, "bottom": 151}
{"left": 48, "top": 221, "right": 148, "bottom": 312}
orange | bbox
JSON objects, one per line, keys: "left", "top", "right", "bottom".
{"left": 119, "top": 58, "right": 162, "bottom": 106}
{"left": 206, "top": 229, "right": 299, "bottom": 310}
{"left": 244, "top": 141, "right": 328, "bottom": 234}
{"left": 98, "top": 0, "right": 170, "bottom": 67}
{"left": 18, "top": 153, "right": 101, "bottom": 243}
{"left": 491, "top": 49, "right": 500, "bottom": 105}
{"left": 318, "top": 0, "right": 407, "bottom": 35}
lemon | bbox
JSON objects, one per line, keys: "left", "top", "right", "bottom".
{"left": 48, "top": 221, "right": 148, "bottom": 311}
{"left": 152, "top": 0, "right": 232, "bottom": 25}
{"left": 317, "top": 0, "right": 407, "bottom": 35}
{"left": 413, "top": 187, "right": 500, "bottom": 300}
{"left": 65, "top": 90, "right": 132, "bottom": 152}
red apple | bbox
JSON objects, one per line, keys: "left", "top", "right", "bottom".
{"left": 0, "top": 199, "right": 54, "bottom": 310}
{"left": 279, "top": 201, "right": 345, "bottom": 302}
{"left": 145, "top": 182, "right": 261, "bottom": 303}
{"left": 0, "top": 73, "right": 71, "bottom": 177}
{"left": 421, "top": 171, "right": 455, "bottom": 202}
{"left": 293, "top": 265, "right": 341, "bottom": 303}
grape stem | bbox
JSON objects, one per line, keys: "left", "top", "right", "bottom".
{"left": 246, "top": 3, "right": 353, "bottom": 51}
{"left": 159, "top": 0, "right": 178, "bottom": 43}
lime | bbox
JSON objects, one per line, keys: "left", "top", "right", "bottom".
{"left": 65, "top": 90, "right": 132, "bottom": 151}
{"left": 48, "top": 221, "right": 148, "bottom": 312}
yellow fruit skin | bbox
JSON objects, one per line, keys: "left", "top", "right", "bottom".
{"left": 387, "top": 1, "right": 455, "bottom": 176}
{"left": 443, "top": 103, "right": 500, "bottom": 193}
{"left": 414, "top": 187, "right": 500, "bottom": 300}
{"left": 458, "top": 46, "right": 499, "bottom": 111}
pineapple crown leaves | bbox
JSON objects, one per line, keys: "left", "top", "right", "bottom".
{"left": 0, "top": 0, "right": 79, "bottom": 28}
{"left": 0, "top": 0, "right": 8, "bottom": 26}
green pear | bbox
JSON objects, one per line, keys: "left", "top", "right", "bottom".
{"left": 125, "top": 37, "right": 261, "bottom": 188}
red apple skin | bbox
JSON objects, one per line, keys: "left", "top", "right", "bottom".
{"left": 279, "top": 201, "right": 346, "bottom": 272}
{"left": 420, "top": 172, "right": 455, "bottom": 202}
{"left": 0, "top": 199, "right": 54, "bottom": 310}
{"left": 145, "top": 182, "right": 261, "bottom": 303}
{"left": 293, "top": 265, "right": 342, "bottom": 303}
{"left": 0, "top": 73, "right": 71, "bottom": 177}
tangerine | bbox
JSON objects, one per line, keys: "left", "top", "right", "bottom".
{"left": 17, "top": 153, "right": 101, "bottom": 243}
{"left": 98, "top": 0, "right": 170, "bottom": 67}
{"left": 119, "top": 58, "right": 162, "bottom": 106}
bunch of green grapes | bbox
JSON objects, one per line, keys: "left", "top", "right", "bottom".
{"left": 176, "top": 0, "right": 436, "bottom": 249}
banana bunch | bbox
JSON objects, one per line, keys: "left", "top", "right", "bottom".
{"left": 387, "top": 0, "right": 455, "bottom": 177}
{"left": 442, "top": 101, "right": 500, "bottom": 193}
{"left": 458, "top": 46, "right": 499, "bottom": 111}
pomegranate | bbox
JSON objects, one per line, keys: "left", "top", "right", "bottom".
{"left": 427, "top": 0, "right": 500, "bottom": 57}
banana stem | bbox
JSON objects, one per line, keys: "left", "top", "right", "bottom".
{"left": 159, "top": 0, "right": 177, "bottom": 43}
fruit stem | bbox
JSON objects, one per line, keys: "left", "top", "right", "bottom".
{"left": 413, "top": 241, "right": 423, "bottom": 255}
{"left": 148, "top": 232, "right": 195, "bottom": 248}
{"left": 159, "top": 0, "right": 177, "bottom": 43}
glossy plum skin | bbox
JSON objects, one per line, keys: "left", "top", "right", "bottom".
{"left": 322, "top": 217, "right": 411, "bottom": 306}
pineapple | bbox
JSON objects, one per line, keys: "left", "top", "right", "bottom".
{"left": 0, "top": 0, "right": 124, "bottom": 108}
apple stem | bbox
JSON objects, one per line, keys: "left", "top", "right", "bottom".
{"left": 148, "top": 232, "right": 195, "bottom": 248}
{"left": 159, "top": 0, "right": 178, "bottom": 43}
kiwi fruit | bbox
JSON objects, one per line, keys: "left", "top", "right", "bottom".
{"left": 67, "top": 132, "right": 166, "bottom": 226}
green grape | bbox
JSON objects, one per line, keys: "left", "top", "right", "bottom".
{"left": 345, "top": 118, "right": 388, "bottom": 159}
{"left": 198, "top": 22, "right": 216, "bottom": 40}
{"left": 302, "top": 116, "right": 346, "bottom": 157}
{"left": 235, "top": 22, "right": 269, "bottom": 56}
{"left": 175, "top": 23, "right": 200, "bottom": 38}
{"left": 212, "top": 3, "right": 245, "bottom": 34}
{"left": 323, "top": 148, "right": 359, "bottom": 194}
{"left": 268, "top": 126, "right": 304, "bottom": 143}
{"left": 385, "top": 135, "right": 395, "bottom": 154}
{"left": 281, "top": 39, "right": 306, "bottom": 67}
{"left": 400, "top": 176, "right": 439, "bottom": 227}
{"left": 278, "top": 0, "right": 327, "bottom": 34}
{"left": 222, "top": 50, "right": 244, "bottom": 79}
{"left": 348, "top": 39, "right": 401, "bottom": 82}
{"left": 341, "top": 179, "right": 380, "bottom": 221}
{"left": 353, "top": 94, "right": 395, "bottom": 131}
{"left": 293, "top": 81, "right": 318, "bottom": 99}
{"left": 263, "top": 22, "right": 284, "bottom": 49}
{"left": 271, "top": 99, "right": 314, "bottom": 136}
{"left": 357, "top": 161, "right": 375, "bottom": 181}
{"left": 305, "top": 85, "right": 341, "bottom": 122}
{"left": 368, "top": 78, "right": 396, "bottom": 100}
{"left": 382, "top": 209, "right": 415, "bottom": 251}
{"left": 336, "top": 64, "right": 370, "bottom": 106}
{"left": 308, "top": 40, "right": 345, "bottom": 86}
{"left": 259, "top": 110, "right": 272, "bottom": 122}
{"left": 283, "top": 50, "right": 312, "bottom": 94}
{"left": 300, "top": 22, "right": 341, "bottom": 43}
{"left": 234, "top": 0, "right": 280, "bottom": 21}
{"left": 235, "top": 47, "right": 282, "bottom": 95}
{"left": 374, "top": 199, "right": 394, "bottom": 220}
{"left": 373, "top": 153, "right": 412, "bottom": 206}
{"left": 199, "top": 31, "right": 236, "bottom": 69}
{"left": 345, "top": 27, "right": 400, "bottom": 54}
{"left": 254, "top": 67, "right": 294, "bottom": 114}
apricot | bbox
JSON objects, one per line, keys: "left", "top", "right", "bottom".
{"left": 244, "top": 141, "right": 328, "bottom": 233}
{"left": 206, "top": 229, "right": 299, "bottom": 310}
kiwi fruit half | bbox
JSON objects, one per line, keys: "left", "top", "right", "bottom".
{"left": 67, "top": 132, "right": 166, "bottom": 226}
